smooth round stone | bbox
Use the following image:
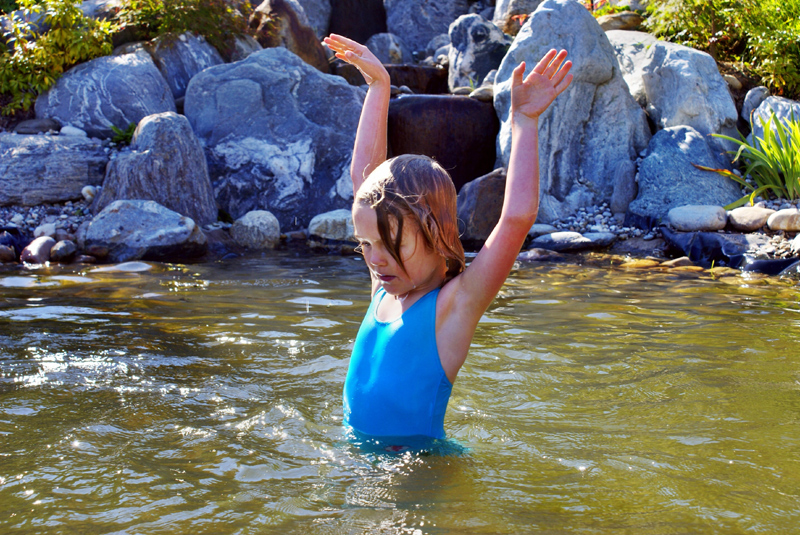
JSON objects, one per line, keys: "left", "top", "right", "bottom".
{"left": 767, "top": 208, "right": 800, "bottom": 231}
{"left": 527, "top": 223, "right": 557, "bottom": 238}
{"left": 34, "top": 222, "right": 57, "bottom": 238}
{"left": 20, "top": 236, "right": 56, "bottom": 264}
{"left": 231, "top": 210, "right": 281, "bottom": 249}
{"left": 620, "top": 259, "right": 660, "bottom": 269}
{"left": 660, "top": 256, "right": 693, "bottom": 267}
{"left": 14, "top": 118, "right": 61, "bottom": 134}
{"left": 668, "top": 265, "right": 704, "bottom": 273}
{"left": 518, "top": 248, "right": 565, "bottom": 262}
{"left": 728, "top": 206, "right": 775, "bottom": 232}
{"left": 0, "top": 244, "right": 17, "bottom": 262}
{"left": 468, "top": 86, "right": 493, "bottom": 102}
{"left": 531, "top": 231, "right": 591, "bottom": 252}
{"left": 583, "top": 231, "right": 616, "bottom": 247}
{"left": 668, "top": 205, "right": 727, "bottom": 232}
{"left": 307, "top": 209, "right": 354, "bottom": 242}
{"left": 791, "top": 235, "right": 800, "bottom": 256}
{"left": 50, "top": 240, "right": 77, "bottom": 262}
{"left": 451, "top": 87, "right": 472, "bottom": 95}
{"left": 60, "top": 125, "right": 88, "bottom": 137}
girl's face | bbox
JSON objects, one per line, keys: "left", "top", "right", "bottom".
{"left": 352, "top": 202, "right": 446, "bottom": 297}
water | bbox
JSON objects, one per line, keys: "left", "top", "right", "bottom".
{"left": 1, "top": 252, "right": 799, "bottom": 534}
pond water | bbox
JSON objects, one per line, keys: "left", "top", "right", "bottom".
{"left": 1, "top": 251, "right": 799, "bottom": 534}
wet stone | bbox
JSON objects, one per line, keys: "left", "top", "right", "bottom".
{"left": 518, "top": 248, "right": 566, "bottom": 262}
{"left": 531, "top": 231, "right": 592, "bottom": 252}
{"left": 661, "top": 256, "right": 693, "bottom": 267}
{"left": 620, "top": 259, "right": 660, "bottom": 269}
{"left": 50, "top": 240, "right": 77, "bottom": 262}
{"left": 0, "top": 244, "right": 16, "bottom": 262}
{"left": 21, "top": 236, "right": 56, "bottom": 264}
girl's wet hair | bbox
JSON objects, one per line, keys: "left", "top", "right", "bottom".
{"left": 355, "top": 154, "right": 465, "bottom": 282}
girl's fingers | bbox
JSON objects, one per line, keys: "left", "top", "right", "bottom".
{"left": 531, "top": 49, "right": 557, "bottom": 76}
{"left": 511, "top": 61, "right": 526, "bottom": 88}
{"left": 550, "top": 59, "right": 572, "bottom": 88}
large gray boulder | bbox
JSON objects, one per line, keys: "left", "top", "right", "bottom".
{"left": 641, "top": 40, "right": 738, "bottom": 160}
{"left": 627, "top": 126, "right": 741, "bottom": 227}
{"left": 92, "top": 112, "right": 218, "bottom": 225}
{"left": 448, "top": 14, "right": 511, "bottom": 91}
{"left": 184, "top": 47, "right": 365, "bottom": 230}
{"left": 384, "top": 0, "right": 470, "bottom": 53}
{"left": 0, "top": 133, "right": 108, "bottom": 206}
{"left": 35, "top": 50, "right": 176, "bottom": 139}
{"left": 365, "top": 33, "right": 413, "bottom": 64}
{"left": 149, "top": 32, "right": 225, "bottom": 99}
{"left": 749, "top": 96, "right": 800, "bottom": 146}
{"left": 492, "top": 0, "right": 545, "bottom": 35}
{"left": 494, "top": 0, "right": 650, "bottom": 224}
{"left": 606, "top": 30, "right": 657, "bottom": 107}
{"left": 83, "top": 200, "right": 207, "bottom": 262}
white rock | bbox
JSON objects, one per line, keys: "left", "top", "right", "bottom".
{"left": 34, "top": 222, "right": 57, "bottom": 238}
{"left": 60, "top": 125, "right": 88, "bottom": 137}
{"left": 767, "top": 208, "right": 800, "bottom": 231}
{"left": 668, "top": 205, "right": 727, "bottom": 231}
{"left": 82, "top": 185, "right": 97, "bottom": 202}
{"left": 231, "top": 210, "right": 281, "bottom": 249}
{"left": 307, "top": 209, "right": 355, "bottom": 242}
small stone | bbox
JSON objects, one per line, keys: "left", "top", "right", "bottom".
{"left": 528, "top": 223, "right": 557, "bottom": 238}
{"left": 767, "top": 208, "right": 800, "bottom": 231}
{"left": 722, "top": 74, "right": 742, "bottom": 90}
{"left": 50, "top": 240, "right": 77, "bottom": 262}
{"left": 60, "top": 125, "right": 88, "bottom": 137}
{"left": 668, "top": 205, "right": 727, "bottom": 232}
{"left": 452, "top": 87, "right": 472, "bottom": 95}
{"left": 14, "top": 118, "right": 61, "bottom": 134}
{"left": 73, "top": 255, "right": 97, "bottom": 264}
{"left": 20, "top": 236, "right": 56, "bottom": 264}
{"left": 661, "top": 256, "right": 693, "bottom": 267}
{"left": 583, "top": 232, "right": 616, "bottom": 247}
{"left": 708, "top": 266, "right": 739, "bottom": 277}
{"left": 0, "top": 244, "right": 16, "bottom": 262}
{"left": 468, "top": 86, "right": 493, "bottom": 102}
{"left": 34, "top": 223, "right": 57, "bottom": 238}
{"left": 11, "top": 214, "right": 24, "bottom": 225}
{"left": 231, "top": 210, "right": 281, "bottom": 249}
{"left": 518, "top": 248, "right": 565, "bottom": 262}
{"left": 531, "top": 231, "right": 592, "bottom": 252}
{"left": 307, "top": 209, "right": 354, "bottom": 242}
{"left": 82, "top": 185, "right": 98, "bottom": 202}
{"left": 620, "top": 259, "right": 660, "bottom": 269}
{"left": 669, "top": 265, "right": 705, "bottom": 273}
{"left": 728, "top": 205, "right": 775, "bottom": 232}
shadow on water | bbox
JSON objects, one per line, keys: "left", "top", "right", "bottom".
{"left": 1, "top": 252, "right": 800, "bottom": 533}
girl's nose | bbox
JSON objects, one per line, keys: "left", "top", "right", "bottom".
{"left": 367, "top": 247, "right": 387, "bottom": 267}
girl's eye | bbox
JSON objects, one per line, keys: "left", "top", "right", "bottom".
{"left": 355, "top": 242, "right": 370, "bottom": 254}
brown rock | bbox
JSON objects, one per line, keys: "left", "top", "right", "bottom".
{"left": 250, "top": 0, "right": 330, "bottom": 73}
{"left": 728, "top": 205, "right": 775, "bottom": 232}
{"left": 20, "top": 236, "right": 56, "bottom": 264}
{"left": 0, "top": 244, "right": 16, "bottom": 262}
{"left": 661, "top": 256, "right": 693, "bottom": 267}
{"left": 620, "top": 259, "right": 661, "bottom": 269}
{"left": 598, "top": 12, "right": 644, "bottom": 31}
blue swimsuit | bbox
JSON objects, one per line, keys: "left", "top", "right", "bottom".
{"left": 343, "top": 287, "right": 453, "bottom": 439}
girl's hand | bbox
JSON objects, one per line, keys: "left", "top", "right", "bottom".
{"left": 324, "top": 34, "right": 390, "bottom": 87}
{"left": 511, "top": 49, "right": 573, "bottom": 121}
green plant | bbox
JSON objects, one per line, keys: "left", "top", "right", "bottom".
{"left": 583, "top": 0, "right": 631, "bottom": 17}
{"left": 695, "top": 111, "right": 800, "bottom": 208}
{"left": 111, "top": 122, "right": 136, "bottom": 145}
{"left": 113, "top": 0, "right": 251, "bottom": 58}
{"left": 0, "top": 0, "right": 117, "bottom": 114}
{"left": 1, "top": 0, "right": 19, "bottom": 14}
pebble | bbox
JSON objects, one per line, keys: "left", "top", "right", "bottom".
{"left": 668, "top": 205, "right": 726, "bottom": 232}
{"left": 620, "top": 259, "right": 661, "bottom": 269}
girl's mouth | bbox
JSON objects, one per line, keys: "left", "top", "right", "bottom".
{"left": 377, "top": 274, "right": 395, "bottom": 283}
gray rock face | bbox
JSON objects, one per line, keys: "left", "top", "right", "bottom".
{"left": 492, "top": 0, "right": 545, "bottom": 35}
{"left": 295, "top": 0, "right": 332, "bottom": 38}
{"left": 84, "top": 200, "right": 207, "bottom": 262}
{"left": 231, "top": 210, "right": 281, "bottom": 249}
{"left": 641, "top": 41, "right": 738, "bottom": 160}
{"left": 184, "top": 47, "right": 365, "bottom": 230}
{"left": 606, "top": 30, "right": 657, "bottom": 107}
{"left": 35, "top": 50, "right": 176, "bottom": 139}
{"left": 448, "top": 14, "right": 511, "bottom": 91}
{"left": 749, "top": 96, "right": 800, "bottom": 146}
{"left": 365, "top": 33, "right": 413, "bottom": 64}
{"left": 92, "top": 112, "right": 218, "bottom": 225}
{"left": 0, "top": 133, "right": 108, "bottom": 206}
{"left": 150, "top": 32, "right": 225, "bottom": 99}
{"left": 627, "top": 126, "right": 741, "bottom": 227}
{"left": 384, "top": 0, "right": 470, "bottom": 53}
{"left": 456, "top": 167, "right": 505, "bottom": 245}
{"left": 494, "top": 0, "right": 650, "bottom": 224}
{"left": 230, "top": 35, "right": 264, "bottom": 62}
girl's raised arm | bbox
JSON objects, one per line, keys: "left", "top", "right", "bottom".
{"left": 324, "top": 34, "right": 391, "bottom": 195}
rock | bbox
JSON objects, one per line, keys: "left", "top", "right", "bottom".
{"left": 328, "top": 0, "right": 386, "bottom": 44}
{"left": 749, "top": 96, "right": 800, "bottom": 147}
{"left": 74, "top": 254, "right": 97, "bottom": 264}
{"left": 60, "top": 125, "right": 88, "bottom": 137}
{"left": 230, "top": 35, "right": 264, "bottom": 62}
{"left": 661, "top": 256, "right": 693, "bottom": 268}
{"left": 0, "top": 133, "right": 108, "bottom": 206}
{"left": 82, "top": 185, "right": 98, "bottom": 202}
{"left": 667, "top": 205, "right": 727, "bottom": 232}
{"left": 722, "top": 74, "right": 742, "bottom": 91}
{"left": 365, "top": 33, "right": 413, "bottom": 64}
{"left": 609, "top": 159, "right": 637, "bottom": 215}
{"left": 50, "top": 240, "right": 77, "bottom": 262}
{"left": 388, "top": 95, "right": 499, "bottom": 192}
{"left": 660, "top": 226, "right": 770, "bottom": 268}
{"left": 608, "top": 235, "right": 665, "bottom": 257}
{"left": 626, "top": 126, "right": 741, "bottom": 227}
{"left": 606, "top": 30, "right": 658, "bottom": 107}
{"left": 742, "top": 86, "right": 769, "bottom": 124}
{"left": 386, "top": 65, "right": 449, "bottom": 94}
{"left": 250, "top": 0, "right": 330, "bottom": 73}
{"left": 20, "top": 236, "right": 56, "bottom": 264}
{"left": 620, "top": 258, "right": 660, "bottom": 269}
{"left": 0, "top": 228, "right": 30, "bottom": 258}
{"left": 451, "top": 87, "right": 472, "bottom": 95}
{"left": 294, "top": 0, "right": 332, "bottom": 38}
{"left": 495, "top": 0, "right": 650, "bottom": 224}
{"left": 583, "top": 231, "right": 616, "bottom": 247}
{"left": 528, "top": 223, "right": 557, "bottom": 238}
{"left": 0, "top": 244, "right": 16, "bottom": 262}
{"left": 447, "top": 14, "right": 511, "bottom": 92}
{"left": 791, "top": 235, "right": 800, "bottom": 256}
{"left": 92, "top": 112, "right": 218, "bottom": 225}
{"left": 493, "top": 0, "right": 545, "bottom": 36}
{"left": 307, "top": 208, "right": 355, "bottom": 241}
{"left": 13, "top": 118, "right": 60, "bottom": 134}
{"left": 767, "top": 208, "right": 800, "bottom": 232}
{"left": 425, "top": 34, "right": 451, "bottom": 58}
{"left": 83, "top": 200, "right": 207, "bottom": 262}
{"left": 641, "top": 40, "right": 738, "bottom": 160}
{"left": 456, "top": 167, "right": 505, "bottom": 245}
{"left": 184, "top": 47, "right": 365, "bottom": 230}
{"left": 149, "top": 32, "right": 225, "bottom": 100}
{"left": 598, "top": 11, "right": 643, "bottom": 31}
{"left": 384, "top": 0, "right": 470, "bottom": 53}
{"left": 468, "top": 86, "right": 493, "bottom": 102}
{"left": 231, "top": 210, "right": 281, "bottom": 249}
{"left": 35, "top": 50, "right": 176, "bottom": 139}
{"left": 531, "top": 231, "right": 592, "bottom": 252}
{"left": 34, "top": 223, "right": 57, "bottom": 238}
{"left": 518, "top": 247, "right": 565, "bottom": 262}
{"left": 727, "top": 206, "right": 774, "bottom": 232}
{"left": 80, "top": 0, "right": 122, "bottom": 20}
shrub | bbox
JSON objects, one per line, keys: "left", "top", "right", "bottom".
{"left": 113, "top": 0, "right": 251, "bottom": 58}
{"left": 696, "top": 111, "right": 800, "bottom": 207}
{"left": 0, "top": 0, "right": 117, "bottom": 114}
{"left": 1, "top": 0, "right": 19, "bottom": 14}
{"left": 644, "top": 0, "right": 800, "bottom": 99}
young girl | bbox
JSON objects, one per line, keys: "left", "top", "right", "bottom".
{"left": 324, "top": 34, "right": 573, "bottom": 444}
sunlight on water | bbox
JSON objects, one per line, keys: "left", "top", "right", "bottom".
{"left": 1, "top": 252, "right": 799, "bottom": 534}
